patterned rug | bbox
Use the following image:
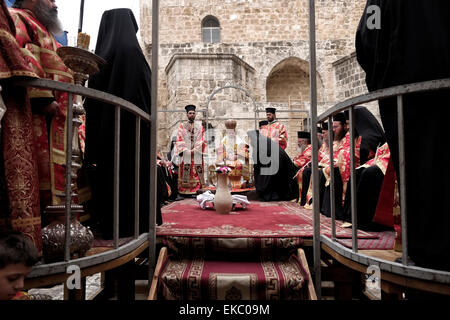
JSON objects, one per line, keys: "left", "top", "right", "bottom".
{"left": 161, "top": 237, "right": 304, "bottom": 260}
{"left": 336, "top": 230, "right": 395, "bottom": 250}
{"left": 201, "top": 186, "right": 256, "bottom": 193}
{"left": 157, "top": 200, "right": 377, "bottom": 239}
{"left": 158, "top": 254, "right": 310, "bottom": 300}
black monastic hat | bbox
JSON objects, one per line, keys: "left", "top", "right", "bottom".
{"left": 297, "top": 131, "right": 311, "bottom": 140}
{"left": 317, "top": 126, "right": 323, "bottom": 134}
{"left": 322, "top": 122, "right": 328, "bottom": 130}
{"left": 185, "top": 104, "right": 196, "bottom": 112}
{"left": 333, "top": 112, "right": 346, "bottom": 125}
{"left": 259, "top": 120, "right": 268, "bottom": 128}
{"left": 265, "top": 107, "right": 276, "bottom": 114}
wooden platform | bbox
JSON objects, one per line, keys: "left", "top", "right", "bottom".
{"left": 321, "top": 242, "right": 450, "bottom": 297}
{"left": 360, "top": 249, "right": 402, "bottom": 262}
{"left": 303, "top": 239, "right": 401, "bottom": 262}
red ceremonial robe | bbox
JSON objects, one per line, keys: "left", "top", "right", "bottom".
{"left": 293, "top": 144, "right": 312, "bottom": 203}
{"left": 0, "top": 2, "right": 42, "bottom": 250}
{"left": 175, "top": 121, "right": 207, "bottom": 195}
{"left": 9, "top": 8, "right": 80, "bottom": 208}
{"left": 260, "top": 121, "right": 288, "bottom": 150}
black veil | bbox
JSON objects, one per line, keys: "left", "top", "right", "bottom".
{"left": 353, "top": 106, "right": 386, "bottom": 165}
{"left": 248, "top": 130, "right": 298, "bottom": 202}
{"left": 84, "top": 9, "right": 157, "bottom": 238}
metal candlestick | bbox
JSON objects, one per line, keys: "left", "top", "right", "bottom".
{"left": 41, "top": 46, "right": 105, "bottom": 262}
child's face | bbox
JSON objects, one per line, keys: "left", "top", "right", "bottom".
{"left": 0, "top": 264, "right": 32, "bottom": 300}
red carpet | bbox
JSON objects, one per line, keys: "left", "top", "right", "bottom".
{"left": 158, "top": 254, "right": 310, "bottom": 300}
{"left": 336, "top": 230, "right": 395, "bottom": 250}
{"left": 158, "top": 200, "right": 377, "bottom": 239}
{"left": 160, "top": 236, "right": 304, "bottom": 259}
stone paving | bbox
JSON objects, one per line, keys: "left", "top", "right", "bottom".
{"left": 27, "top": 275, "right": 149, "bottom": 300}
{"left": 28, "top": 273, "right": 101, "bottom": 300}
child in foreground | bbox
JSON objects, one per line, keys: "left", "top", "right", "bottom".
{"left": 0, "top": 230, "right": 40, "bottom": 300}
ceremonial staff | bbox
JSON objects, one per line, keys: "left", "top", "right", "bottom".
{"left": 78, "top": 0, "right": 85, "bottom": 33}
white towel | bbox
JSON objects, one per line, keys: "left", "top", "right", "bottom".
{"left": 196, "top": 191, "right": 215, "bottom": 209}
{"left": 196, "top": 191, "right": 250, "bottom": 210}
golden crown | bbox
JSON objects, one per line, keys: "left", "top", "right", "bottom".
{"left": 224, "top": 120, "right": 237, "bottom": 130}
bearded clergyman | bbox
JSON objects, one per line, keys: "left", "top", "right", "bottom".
{"left": 260, "top": 107, "right": 288, "bottom": 150}
{"left": 216, "top": 120, "right": 250, "bottom": 190}
{"left": 292, "top": 131, "right": 311, "bottom": 204}
{"left": 174, "top": 104, "right": 207, "bottom": 197}
{"left": 9, "top": 0, "right": 81, "bottom": 211}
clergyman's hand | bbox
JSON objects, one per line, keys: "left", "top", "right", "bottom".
{"left": 43, "top": 101, "right": 60, "bottom": 116}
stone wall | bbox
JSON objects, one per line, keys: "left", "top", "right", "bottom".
{"left": 166, "top": 53, "right": 255, "bottom": 112}
{"left": 141, "top": 0, "right": 365, "bottom": 45}
{"left": 333, "top": 52, "right": 367, "bottom": 101}
{"left": 139, "top": 0, "right": 368, "bottom": 154}
{"left": 164, "top": 53, "right": 256, "bottom": 138}
{"left": 332, "top": 51, "right": 381, "bottom": 122}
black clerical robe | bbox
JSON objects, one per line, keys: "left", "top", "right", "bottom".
{"left": 356, "top": 0, "right": 450, "bottom": 270}
{"left": 248, "top": 130, "right": 299, "bottom": 202}
{"left": 84, "top": 9, "right": 158, "bottom": 237}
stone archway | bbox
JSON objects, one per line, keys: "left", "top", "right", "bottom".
{"left": 266, "top": 57, "right": 311, "bottom": 157}
{"left": 266, "top": 57, "right": 311, "bottom": 104}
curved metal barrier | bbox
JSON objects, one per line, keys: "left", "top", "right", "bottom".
{"left": 312, "top": 78, "right": 450, "bottom": 295}
{"left": 10, "top": 78, "right": 156, "bottom": 285}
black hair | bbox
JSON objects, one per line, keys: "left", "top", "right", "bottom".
{"left": 333, "top": 112, "right": 346, "bottom": 126}
{"left": 0, "top": 230, "right": 40, "bottom": 269}
{"left": 12, "top": 0, "right": 25, "bottom": 9}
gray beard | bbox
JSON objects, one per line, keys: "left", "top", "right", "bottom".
{"left": 298, "top": 145, "right": 306, "bottom": 154}
{"left": 34, "top": 1, "right": 63, "bottom": 36}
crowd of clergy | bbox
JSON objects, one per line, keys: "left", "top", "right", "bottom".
{"left": 157, "top": 104, "right": 393, "bottom": 236}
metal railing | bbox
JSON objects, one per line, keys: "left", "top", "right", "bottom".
{"left": 311, "top": 78, "right": 450, "bottom": 297}
{"left": 305, "top": 0, "right": 450, "bottom": 298}
{"left": 0, "top": 1, "right": 161, "bottom": 295}
{"left": 9, "top": 77, "right": 156, "bottom": 280}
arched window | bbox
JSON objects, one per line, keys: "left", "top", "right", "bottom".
{"left": 202, "top": 16, "right": 220, "bottom": 43}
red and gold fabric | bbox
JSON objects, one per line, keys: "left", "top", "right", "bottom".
{"left": 303, "top": 139, "right": 338, "bottom": 208}
{"left": 304, "top": 133, "right": 361, "bottom": 208}
{"left": 260, "top": 121, "right": 288, "bottom": 150}
{"left": 304, "top": 137, "right": 347, "bottom": 208}
{"left": 293, "top": 145, "right": 312, "bottom": 204}
{"left": 9, "top": 8, "right": 79, "bottom": 207}
{"left": 359, "top": 142, "right": 390, "bottom": 175}
{"left": 0, "top": 2, "right": 42, "bottom": 251}
{"left": 368, "top": 144, "right": 401, "bottom": 248}
{"left": 317, "top": 141, "right": 329, "bottom": 163}
{"left": 216, "top": 135, "right": 250, "bottom": 189}
{"left": 293, "top": 145, "right": 312, "bottom": 169}
{"left": 0, "top": 4, "right": 37, "bottom": 79}
{"left": 175, "top": 121, "right": 207, "bottom": 195}
{"left": 323, "top": 133, "right": 361, "bottom": 203}
{"left": 157, "top": 254, "right": 309, "bottom": 300}
{"left": 318, "top": 137, "right": 344, "bottom": 168}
